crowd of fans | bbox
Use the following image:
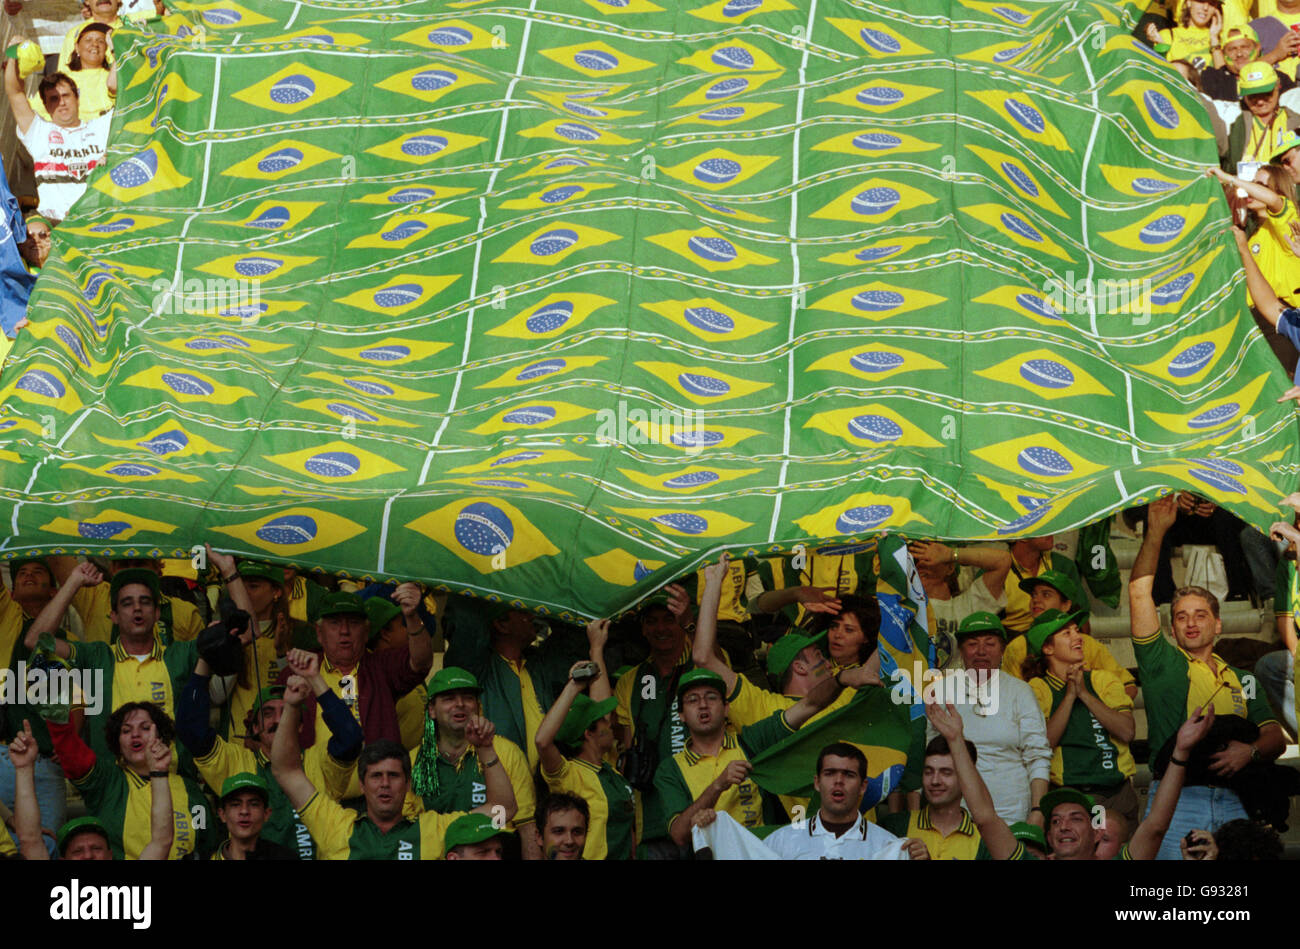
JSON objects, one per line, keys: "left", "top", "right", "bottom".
{"left": 0, "top": 509, "right": 1293, "bottom": 861}
{"left": 0, "top": 0, "right": 1296, "bottom": 861}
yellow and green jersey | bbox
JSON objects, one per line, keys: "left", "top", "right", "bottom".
{"left": 404, "top": 734, "right": 535, "bottom": 830}
{"left": 300, "top": 790, "right": 463, "bottom": 860}
{"left": 542, "top": 755, "right": 636, "bottom": 860}
{"left": 879, "top": 805, "right": 982, "bottom": 859}
{"left": 1249, "top": 197, "right": 1300, "bottom": 307}
{"left": 73, "top": 758, "right": 216, "bottom": 860}
{"left": 72, "top": 583, "right": 203, "bottom": 646}
{"left": 1133, "top": 630, "right": 1278, "bottom": 758}
{"left": 653, "top": 710, "right": 793, "bottom": 833}
{"left": 1029, "top": 669, "right": 1136, "bottom": 786}
{"left": 677, "top": 557, "right": 763, "bottom": 624}
{"left": 1003, "top": 632, "right": 1134, "bottom": 691}
{"left": 756, "top": 545, "right": 877, "bottom": 625}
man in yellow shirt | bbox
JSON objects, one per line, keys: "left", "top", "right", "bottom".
{"left": 49, "top": 555, "right": 204, "bottom": 645}
{"left": 1224, "top": 61, "right": 1300, "bottom": 170}
{"left": 879, "top": 736, "right": 983, "bottom": 859}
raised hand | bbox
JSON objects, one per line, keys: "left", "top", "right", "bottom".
{"left": 702, "top": 551, "right": 732, "bottom": 587}
{"left": 7, "top": 719, "right": 38, "bottom": 769}
{"left": 585, "top": 618, "right": 610, "bottom": 652}
{"left": 1174, "top": 704, "right": 1215, "bottom": 755}
{"left": 566, "top": 660, "right": 594, "bottom": 691}
{"left": 146, "top": 738, "right": 171, "bottom": 774}
{"left": 925, "top": 700, "right": 965, "bottom": 742}
{"left": 284, "top": 674, "right": 311, "bottom": 707}
{"left": 205, "top": 543, "right": 236, "bottom": 578}
{"left": 904, "top": 837, "right": 931, "bottom": 860}
{"left": 714, "top": 759, "right": 752, "bottom": 790}
{"left": 71, "top": 561, "right": 104, "bottom": 589}
{"left": 664, "top": 583, "right": 694, "bottom": 622}
{"left": 907, "top": 540, "right": 954, "bottom": 571}
{"left": 285, "top": 648, "right": 319, "bottom": 679}
{"left": 796, "top": 586, "right": 842, "bottom": 615}
{"left": 465, "top": 714, "right": 497, "bottom": 749}
{"left": 1147, "top": 493, "right": 1178, "bottom": 534}
{"left": 390, "top": 582, "right": 423, "bottom": 616}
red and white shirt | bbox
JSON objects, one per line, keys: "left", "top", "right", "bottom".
{"left": 18, "top": 114, "right": 111, "bottom": 223}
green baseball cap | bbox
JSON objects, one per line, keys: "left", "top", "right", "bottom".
{"left": 445, "top": 812, "right": 511, "bottom": 851}
{"left": 1272, "top": 127, "right": 1300, "bottom": 162}
{"left": 557, "top": 693, "right": 617, "bottom": 746}
{"left": 1038, "top": 787, "right": 1096, "bottom": 821}
{"left": 8, "top": 556, "right": 52, "bottom": 582}
{"left": 954, "top": 611, "right": 1006, "bottom": 642}
{"left": 250, "top": 685, "right": 285, "bottom": 716}
{"left": 1009, "top": 820, "right": 1047, "bottom": 850}
{"left": 219, "top": 771, "right": 270, "bottom": 804}
{"left": 317, "top": 590, "right": 366, "bottom": 619}
{"left": 766, "top": 628, "right": 828, "bottom": 678}
{"left": 57, "top": 815, "right": 110, "bottom": 853}
{"left": 676, "top": 667, "right": 727, "bottom": 701}
{"left": 109, "top": 567, "right": 161, "bottom": 607}
{"left": 365, "top": 596, "right": 402, "bottom": 641}
{"left": 1239, "top": 60, "right": 1278, "bottom": 95}
{"left": 1024, "top": 608, "right": 1088, "bottom": 656}
{"left": 1017, "top": 569, "right": 1079, "bottom": 604}
{"left": 638, "top": 591, "right": 673, "bottom": 615}
{"left": 426, "top": 666, "right": 483, "bottom": 700}
{"left": 237, "top": 560, "right": 285, "bottom": 585}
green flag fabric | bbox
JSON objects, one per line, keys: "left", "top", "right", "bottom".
{"left": 0, "top": 0, "right": 1296, "bottom": 621}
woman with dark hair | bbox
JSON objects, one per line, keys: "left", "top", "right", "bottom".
{"left": 33, "top": 21, "right": 115, "bottom": 120}
{"left": 1021, "top": 610, "right": 1139, "bottom": 833}
{"left": 1146, "top": 0, "right": 1226, "bottom": 66}
{"left": 42, "top": 700, "right": 216, "bottom": 859}
{"left": 1212, "top": 164, "right": 1300, "bottom": 305}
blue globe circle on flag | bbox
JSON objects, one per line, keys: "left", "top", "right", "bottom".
{"left": 328, "top": 403, "right": 378, "bottom": 421}
{"left": 684, "top": 306, "right": 734, "bottom": 333}
{"left": 412, "top": 69, "right": 457, "bottom": 91}
{"left": 516, "top": 358, "right": 566, "bottom": 381}
{"left": 1168, "top": 341, "right": 1215, "bottom": 377}
{"left": 694, "top": 158, "right": 742, "bottom": 184}
{"left": 401, "top": 134, "right": 448, "bottom": 157}
{"left": 1017, "top": 446, "right": 1072, "bottom": 477}
{"left": 851, "top": 289, "right": 904, "bottom": 312}
{"left": 257, "top": 148, "right": 303, "bottom": 174}
{"left": 305, "top": 451, "right": 361, "bottom": 478}
{"left": 15, "top": 369, "right": 64, "bottom": 398}
{"left": 382, "top": 221, "right": 427, "bottom": 241}
{"left": 574, "top": 49, "right": 618, "bottom": 70}
{"left": 344, "top": 378, "right": 394, "bottom": 396}
{"left": 853, "top": 132, "right": 902, "bottom": 151}
{"left": 256, "top": 514, "right": 319, "bottom": 545}
{"left": 651, "top": 512, "right": 709, "bottom": 534}
{"left": 663, "top": 471, "right": 720, "bottom": 488}
{"left": 455, "top": 502, "right": 514, "bottom": 554}
{"left": 502, "top": 405, "right": 557, "bottom": 425}
{"left": 373, "top": 283, "right": 422, "bottom": 308}
{"left": 678, "top": 372, "right": 731, "bottom": 397}
{"left": 688, "top": 235, "right": 737, "bottom": 262}
{"left": 138, "top": 430, "right": 188, "bottom": 455}
{"left": 389, "top": 187, "right": 435, "bottom": 203}
{"left": 530, "top": 228, "right": 580, "bottom": 256}
{"left": 525, "top": 300, "right": 574, "bottom": 334}
{"left": 1004, "top": 99, "right": 1045, "bottom": 133}
{"left": 704, "top": 77, "right": 748, "bottom": 99}
{"left": 106, "top": 463, "right": 160, "bottom": 477}
{"left": 555, "top": 122, "right": 601, "bottom": 141}
{"left": 110, "top": 150, "right": 158, "bottom": 189}
{"left": 78, "top": 520, "right": 131, "bottom": 539}
{"left": 836, "top": 504, "right": 892, "bottom": 533}
{"left": 234, "top": 256, "right": 283, "bottom": 277}
{"left": 428, "top": 27, "right": 472, "bottom": 46}
{"left": 851, "top": 187, "right": 901, "bottom": 215}
{"left": 711, "top": 46, "right": 754, "bottom": 69}
{"left": 1019, "top": 359, "right": 1074, "bottom": 389}
{"left": 859, "top": 28, "right": 901, "bottom": 52}
{"left": 161, "top": 372, "right": 214, "bottom": 396}
{"left": 359, "top": 345, "right": 411, "bottom": 361}
{"left": 269, "top": 74, "right": 315, "bottom": 106}
{"left": 848, "top": 414, "right": 903, "bottom": 443}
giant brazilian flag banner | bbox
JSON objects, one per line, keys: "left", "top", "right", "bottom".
{"left": 0, "top": 0, "right": 1296, "bottom": 620}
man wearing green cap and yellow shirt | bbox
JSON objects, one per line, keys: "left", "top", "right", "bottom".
{"left": 655, "top": 666, "right": 835, "bottom": 850}
{"left": 1020, "top": 609, "right": 1139, "bottom": 830}
{"left": 177, "top": 646, "right": 363, "bottom": 859}
{"left": 444, "top": 812, "right": 510, "bottom": 860}
{"left": 1224, "top": 60, "right": 1300, "bottom": 171}
{"left": 1000, "top": 570, "right": 1136, "bottom": 698}
{"left": 210, "top": 772, "right": 296, "bottom": 860}
{"left": 1001, "top": 536, "right": 1080, "bottom": 634}
{"left": 271, "top": 669, "right": 517, "bottom": 859}
{"left": 1129, "top": 493, "right": 1285, "bottom": 859}
{"left": 46, "top": 554, "right": 204, "bottom": 646}
{"left": 279, "top": 584, "right": 432, "bottom": 797}
{"left": 406, "top": 665, "right": 538, "bottom": 859}
{"left": 0, "top": 555, "right": 73, "bottom": 855}
{"left": 23, "top": 561, "right": 202, "bottom": 766}
{"left": 927, "top": 695, "right": 1216, "bottom": 860}
{"left": 536, "top": 617, "right": 636, "bottom": 860}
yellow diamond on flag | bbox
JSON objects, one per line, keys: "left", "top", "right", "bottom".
{"left": 333, "top": 274, "right": 461, "bottom": 316}
{"left": 491, "top": 222, "right": 621, "bottom": 266}
{"left": 516, "top": 119, "right": 640, "bottom": 146}
{"left": 688, "top": 0, "right": 794, "bottom": 23}
{"left": 345, "top": 212, "right": 468, "bottom": 250}
{"left": 584, "top": 549, "right": 668, "bottom": 587}
{"left": 611, "top": 506, "right": 753, "bottom": 538}
{"left": 809, "top": 282, "right": 946, "bottom": 321}
{"left": 195, "top": 252, "right": 317, "bottom": 282}
{"left": 804, "top": 405, "right": 944, "bottom": 449}
{"left": 975, "top": 348, "right": 1112, "bottom": 400}
{"left": 230, "top": 63, "right": 353, "bottom": 115}
{"left": 94, "top": 423, "right": 229, "bottom": 457}
{"left": 1143, "top": 374, "right": 1270, "bottom": 436}
{"left": 449, "top": 448, "right": 591, "bottom": 473}
{"left": 794, "top": 494, "right": 931, "bottom": 537}
{"left": 289, "top": 399, "right": 418, "bottom": 429}
{"left": 639, "top": 297, "right": 777, "bottom": 342}
{"left": 302, "top": 372, "right": 436, "bottom": 403}
{"left": 806, "top": 344, "right": 947, "bottom": 382}
{"left": 319, "top": 338, "right": 453, "bottom": 365}
{"left": 971, "top": 433, "right": 1106, "bottom": 482}
{"left": 405, "top": 498, "right": 560, "bottom": 573}
{"left": 965, "top": 90, "right": 1071, "bottom": 151}
{"left": 220, "top": 140, "right": 341, "bottom": 182}
{"left": 538, "top": 41, "right": 656, "bottom": 78}
{"left": 365, "top": 129, "right": 487, "bottom": 165}
{"left": 960, "top": 203, "right": 1073, "bottom": 262}
{"left": 645, "top": 227, "right": 779, "bottom": 273}
{"left": 264, "top": 441, "right": 407, "bottom": 483}
{"left": 1096, "top": 202, "right": 1211, "bottom": 254}
{"left": 810, "top": 178, "right": 938, "bottom": 224}
{"left": 432, "top": 475, "right": 573, "bottom": 497}
{"left": 375, "top": 64, "right": 492, "bottom": 105}
{"left": 94, "top": 144, "right": 192, "bottom": 203}
{"left": 819, "top": 236, "right": 936, "bottom": 267}
{"left": 819, "top": 80, "right": 943, "bottom": 113}
{"left": 120, "top": 366, "right": 254, "bottom": 405}
{"left": 677, "top": 40, "right": 784, "bottom": 74}
{"left": 2, "top": 363, "right": 82, "bottom": 413}
{"left": 476, "top": 355, "right": 606, "bottom": 389}
{"left": 60, "top": 461, "right": 202, "bottom": 484}
{"left": 659, "top": 149, "right": 779, "bottom": 192}
{"left": 1132, "top": 321, "right": 1236, "bottom": 386}
{"left": 39, "top": 509, "right": 177, "bottom": 542}
{"left": 826, "top": 18, "right": 931, "bottom": 55}
{"left": 618, "top": 466, "right": 760, "bottom": 494}
{"left": 392, "top": 20, "right": 503, "bottom": 51}
{"left": 213, "top": 508, "right": 367, "bottom": 556}
{"left": 469, "top": 401, "right": 595, "bottom": 434}
{"left": 635, "top": 361, "right": 772, "bottom": 405}
{"left": 487, "top": 293, "right": 618, "bottom": 339}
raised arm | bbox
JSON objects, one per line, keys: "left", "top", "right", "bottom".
{"left": 782, "top": 666, "right": 841, "bottom": 729}
{"left": 3, "top": 58, "right": 35, "bottom": 135}
{"left": 1208, "top": 166, "right": 1285, "bottom": 214}
{"left": 205, "top": 544, "right": 255, "bottom": 616}
{"left": 536, "top": 663, "right": 590, "bottom": 775}
{"left": 910, "top": 542, "right": 1013, "bottom": 598}
{"left": 290, "top": 651, "right": 364, "bottom": 764}
{"left": 926, "top": 701, "right": 1019, "bottom": 859}
{"left": 392, "top": 582, "right": 433, "bottom": 674}
{"left": 751, "top": 584, "right": 842, "bottom": 618}
{"left": 1129, "top": 493, "right": 1177, "bottom": 638}
{"left": 270, "top": 675, "right": 317, "bottom": 812}
{"left": 9, "top": 720, "right": 50, "bottom": 860}
{"left": 1234, "top": 225, "right": 1286, "bottom": 326}
{"left": 585, "top": 618, "right": 612, "bottom": 703}
{"left": 691, "top": 553, "right": 738, "bottom": 693}
{"left": 466, "top": 715, "right": 517, "bottom": 822}
{"left": 1130, "top": 707, "right": 1215, "bottom": 860}
{"left": 24, "top": 561, "right": 101, "bottom": 653}
{"left": 139, "top": 739, "right": 174, "bottom": 860}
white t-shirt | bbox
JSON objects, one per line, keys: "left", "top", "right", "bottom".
{"left": 17, "top": 113, "right": 110, "bottom": 222}
{"left": 764, "top": 813, "right": 910, "bottom": 861}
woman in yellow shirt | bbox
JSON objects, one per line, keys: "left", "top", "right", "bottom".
{"left": 31, "top": 21, "right": 115, "bottom": 121}
{"left": 1210, "top": 163, "right": 1300, "bottom": 305}
{"left": 1147, "top": 0, "right": 1238, "bottom": 66}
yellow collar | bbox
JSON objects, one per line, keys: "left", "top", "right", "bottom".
{"left": 682, "top": 731, "right": 738, "bottom": 766}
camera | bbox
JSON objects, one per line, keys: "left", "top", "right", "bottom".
{"left": 571, "top": 661, "right": 601, "bottom": 683}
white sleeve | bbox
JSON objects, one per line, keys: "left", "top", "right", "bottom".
{"left": 1014, "top": 681, "right": 1053, "bottom": 783}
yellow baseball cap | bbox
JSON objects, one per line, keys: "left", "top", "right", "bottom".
{"left": 1239, "top": 60, "right": 1278, "bottom": 96}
